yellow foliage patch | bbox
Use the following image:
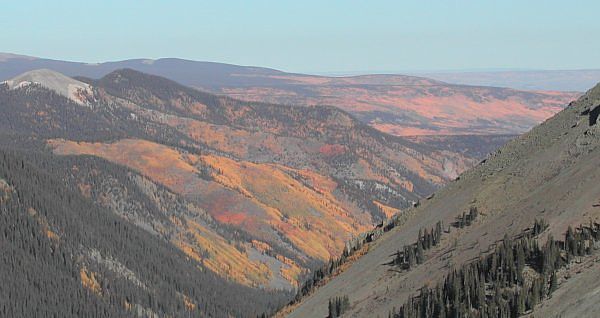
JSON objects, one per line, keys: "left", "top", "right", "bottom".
{"left": 171, "top": 216, "right": 273, "bottom": 287}
{"left": 277, "top": 254, "right": 304, "bottom": 287}
{"left": 201, "top": 154, "right": 371, "bottom": 260}
{"left": 27, "top": 207, "right": 60, "bottom": 242}
{"left": 251, "top": 240, "right": 272, "bottom": 253}
{"left": 46, "top": 229, "right": 60, "bottom": 241}
{"left": 49, "top": 139, "right": 200, "bottom": 195}
{"left": 80, "top": 267, "right": 102, "bottom": 295}
{"left": 167, "top": 118, "right": 252, "bottom": 157}
{"left": 181, "top": 294, "right": 197, "bottom": 311}
{"left": 47, "top": 138, "right": 374, "bottom": 283}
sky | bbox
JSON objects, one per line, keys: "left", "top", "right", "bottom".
{"left": 2, "top": 0, "right": 600, "bottom": 73}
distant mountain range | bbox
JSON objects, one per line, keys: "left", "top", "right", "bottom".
{"left": 417, "top": 69, "right": 600, "bottom": 92}
{"left": 0, "top": 53, "right": 580, "bottom": 136}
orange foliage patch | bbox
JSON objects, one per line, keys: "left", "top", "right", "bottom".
{"left": 47, "top": 138, "right": 373, "bottom": 281}
{"left": 252, "top": 240, "right": 272, "bottom": 253}
{"left": 49, "top": 139, "right": 201, "bottom": 195}
{"left": 217, "top": 79, "right": 578, "bottom": 136}
{"left": 213, "top": 211, "right": 249, "bottom": 226}
{"left": 276, "top": 254, "right": 305, "bottom": 286}
{"left": 201, "top": 154, "right": 371, "bottom": 260}
{"left": 27, "top": 207, "right": 60, "bottom": 242}
{"left": 46, "top": 229, "right": 60, "bottom": 241}
{"left": 182, "top": 294, "right": 197, "bottom": 311}
{"left": 319, "top": 144, "right": 347, "bottom": 156}
{"left": 165, "top": 116, "right": 253, "bottom": 157}
{"left": 283, "top": 167, "right": 339, "bottom": 196}
{"left": 80, "top": 267, "right": 102, "bottom": 295}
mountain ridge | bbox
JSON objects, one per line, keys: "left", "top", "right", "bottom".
{"left": 0, "top": 53, "right": 579, "bottom": 136}
{"left": 286, "top": 82, "right": 600, "bottom": 317}
{"left": 419, "top": 69, "right": 600, "bottom": 91}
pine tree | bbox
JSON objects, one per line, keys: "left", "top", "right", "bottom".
{"left": 549, "top": 272, "right": 558, "bottom": 296}
{"left": 416, "top": 243, "right": 424, "bottom": 265}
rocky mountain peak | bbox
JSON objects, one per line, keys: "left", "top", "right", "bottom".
{"left": 4, "top": 69, "right": 95, "bottom": 106}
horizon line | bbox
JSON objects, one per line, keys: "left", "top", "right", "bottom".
{"left": 2, "top": 51, "right": 600, "bottom": 77}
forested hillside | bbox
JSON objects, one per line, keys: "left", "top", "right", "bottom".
{"left": 0, "top": 68, "right": 489, "bottom": 316}
{"left": 0, "top": 148, "right": 289, "bottom": 317}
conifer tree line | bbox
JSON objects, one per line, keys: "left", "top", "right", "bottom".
{"left": 293, "top": 207, "right": 477, "bottom": 307}
{"left": 393, "top": 221, "right": 444, "bottom": 270}
{"left": 294, "top": 212, "right": 405, "bottom": 302}
{"left": 392, "top": 206, "right": 480, "bottom": 271}
{"left": 328, "top": 295, "right": 350, "bottom": 318}
{"left": 389, "top": 219, "right": 600, "bottom": 318}
{"left": 453, "top": 207, "right": 479, "bottom": 229}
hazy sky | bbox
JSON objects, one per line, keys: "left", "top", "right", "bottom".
{"left": 2, "top": 0, "right": 599, "bottom": 73}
